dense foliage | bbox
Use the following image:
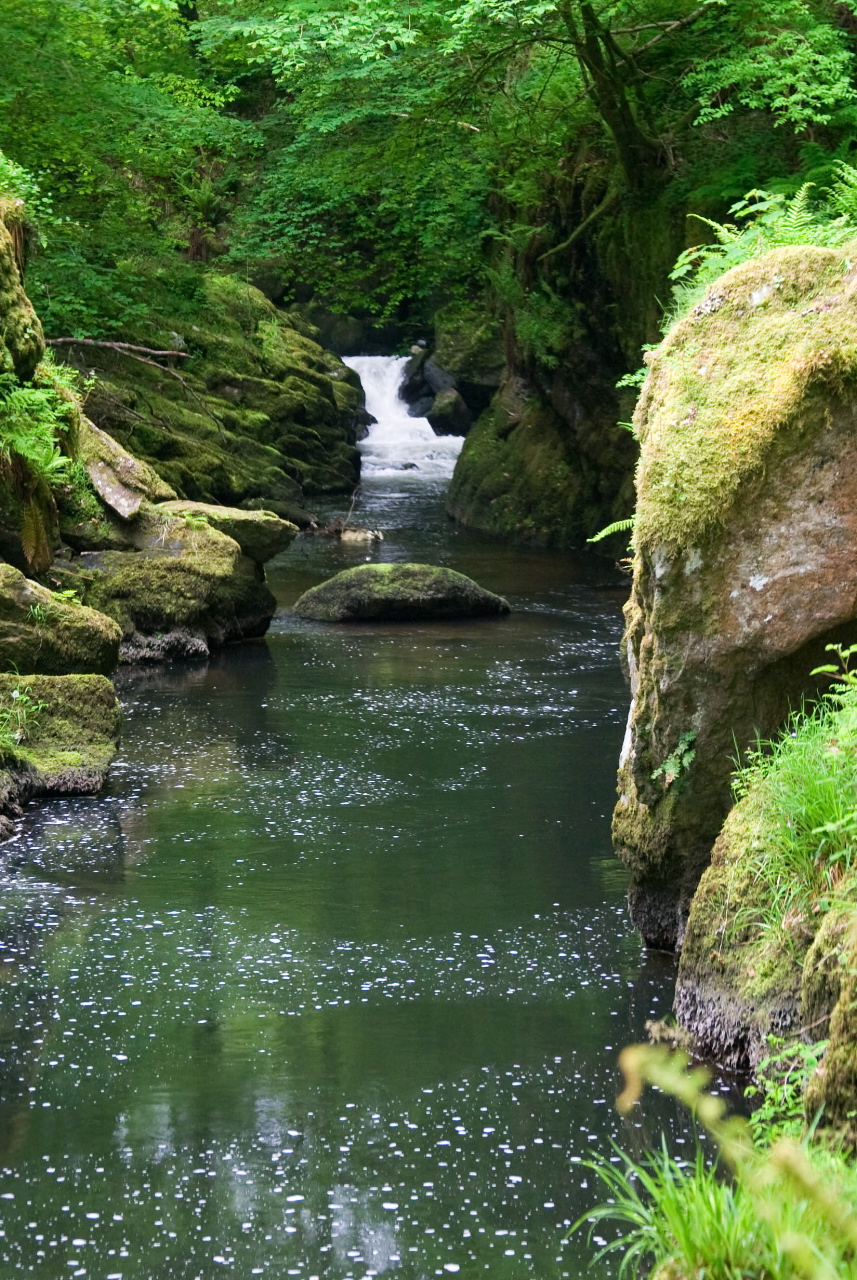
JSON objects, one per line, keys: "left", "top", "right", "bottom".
{"left": 2, "top": 0, "right": 857, "bottom": 357}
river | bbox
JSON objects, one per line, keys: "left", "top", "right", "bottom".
{"left": 0, "top": 358, "right": 703, "bottom": 1278}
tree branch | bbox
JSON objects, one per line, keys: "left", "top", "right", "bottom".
{"left": 46, "top": 338, "right": 190, "bottom": 359}
{"left": 537, "top": 187, "right": 620, "bottom": 262}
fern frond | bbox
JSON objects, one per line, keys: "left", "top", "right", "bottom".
{"left": 588, "top": 516, "right": 635, "bottom": 544}
{"left": 19, "top": 497, "right": 52, "bottom": 573}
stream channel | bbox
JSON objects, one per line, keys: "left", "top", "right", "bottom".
{"left": 0, "top": 358, "right": 710, "bottom": 1279}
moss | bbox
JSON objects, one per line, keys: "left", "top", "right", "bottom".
{"left": 0, "top": 217, "right": 44, "bottom": 381}
{"left": 448, "top": 379, "right": 635, "bottom": 547}
{"left": 0, "top": 562, "right": 121, "bottom": 675}
{"left": 79, "top": 515, "right": 275, "bottom": 648}
{"left": 804, "top": 914, "right": 857, "bottom": 1147}
{"left": 0, "top": 672, "right": 120, "bottom": 788}
{"left": 155, "top": 500, "right": 297, "bottom": 563}
{"left": 634, "top": 244, "right": 857, "bottom": 553}
{"left": 81, "top": 268, "right": 361, "bottom": 508}
{"left": 676, "top": 793, "right": 808, "bottom": 1065}
{"left": 293, "top": 562, "right": 510, "bottom": 623}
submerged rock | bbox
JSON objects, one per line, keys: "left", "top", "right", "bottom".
{"left": 0, "top": 672, "right": 121, "bottom": 841}
{"left": 293, "top": 563, "right": 510, "bottom": 622}
{"left": 0, "top": 563, "right": 121, "bottom": 675}
{"left": 614, "top": 244, "right": 857, "bottom": 951}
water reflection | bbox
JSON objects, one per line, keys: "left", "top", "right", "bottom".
{"left": 0, "top": 479, "right": 700, "bottom": 1278}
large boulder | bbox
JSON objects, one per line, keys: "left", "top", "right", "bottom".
{"left": 0, "top": 672, "right": 121, "bottom": 841}
{"left": 155, "top": 500, "right": 297, "bottom": 564}
{"left": 77, "top": 513, "right": 276, "bottom": 662}
{"left": 293, "top": 563, "right": 510, "bottom": 622}
{"left": 614, "top": 244, "right": 857, "bottom": 950}
{"left": 0, "top": 563, "right": 121, "bottom": 675}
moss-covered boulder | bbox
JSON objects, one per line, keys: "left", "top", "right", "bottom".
{"left": 0, "top": 672, "right": 120, "bottom": 840}
{"left": 673, "top": 793, "right": 806, "bottom": 1069}
{"left": 293, "top": 563, "right": 510, "bottom": 622}
{"left": 77, "top": 513, "right": 276, "bottom": 662}
{"left": 614, "top": 244, "right": 857, "bottom": 949}
{"left": 0, "top": 563, "right": 121, "bottom": 675}
{"left": 78, "top": 271, "right": 362, "bottom": 512}
{"left": 447, "top": 376, "right": 635, "bottom": 547}
{"left": 0, "top": 211, "right": 44, "bottom": 381}
{"left": 78, "top": 416, "right": 176, "bottom": 518}
{"left": 156, "top": 500, "right": 297, "bottom": 564}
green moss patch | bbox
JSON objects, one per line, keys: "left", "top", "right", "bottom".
{"left": 635, "top": 244, "right": 857, "bottom": 552}
{"left": 0, "top": 672, "right": 120, "bottom": 785}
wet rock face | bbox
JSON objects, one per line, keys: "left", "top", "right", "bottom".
{"left": 293, "top": 563, "right": 510, "bottom": 623}
{"left": 615, "top": 246, "right": 857, "bottom": 950}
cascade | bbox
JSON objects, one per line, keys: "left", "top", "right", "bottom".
{"left": 344, "top": 355, "right": 464, "bottom": 478}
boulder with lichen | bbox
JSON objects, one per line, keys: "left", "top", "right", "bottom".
{"left": 614, "top": 244, "right": 857, "bottom": 951}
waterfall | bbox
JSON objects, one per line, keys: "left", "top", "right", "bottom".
{"left": 343, "top": 355, "right": 464, "bottom": 478}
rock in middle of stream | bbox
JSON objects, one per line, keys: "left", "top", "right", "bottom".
{"left": 293, "top": 563, "right": 510, "bottom": 622}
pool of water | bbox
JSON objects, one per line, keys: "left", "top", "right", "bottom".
{"left": 0, "top": 474, "right": 699, "bottom": 1280}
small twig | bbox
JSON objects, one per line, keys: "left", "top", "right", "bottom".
{"left": 342, "top": 486, "right": 361, "bottom": 530}
{"left": 51, "top": 340, "right": 226, "bottom": 439}
{"left": 46, "top": 337, "right": 190, "bottom": 359}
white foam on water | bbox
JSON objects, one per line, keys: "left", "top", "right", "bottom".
{"left": 343, "top": 355, "right": 464, "bottom": 478}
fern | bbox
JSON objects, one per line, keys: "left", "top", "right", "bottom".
{"left": 19, "top": 497, "right": 52, "bottom": 573}
{"left": 665, "top": 179, "right": 857, "bottom": 326}
{"left": 587, "top": 516, "right": 635, "bottom": 544}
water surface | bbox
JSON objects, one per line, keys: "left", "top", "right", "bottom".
{"left": 0, "top": 370, "right": 695, "bottom": 1279}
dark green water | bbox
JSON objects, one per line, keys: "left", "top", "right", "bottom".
{"left": 0, "top": 478, "right": 697, "bottom": 1280}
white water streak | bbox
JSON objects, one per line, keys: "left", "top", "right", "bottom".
{"left": 344, "top": 355, "right": 463, "bottom": 479}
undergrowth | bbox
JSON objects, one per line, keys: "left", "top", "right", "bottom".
{"left": 574, "top": 1045, "right": 857, "bottom": 1280}
{"left": 0, "top": 683, "right": 43, "bottom": 760}
{"left": 668, "top": 166, "right": 857, "bottom": 326}
{"left": 729, "top": 646, "right": 857, "bottom": 946}
{"left": 0, "top": 353, "right": 82, "bottom": 571}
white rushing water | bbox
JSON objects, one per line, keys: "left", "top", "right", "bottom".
{"left": 343, "top": 354, "right": 464, "bottom": 478}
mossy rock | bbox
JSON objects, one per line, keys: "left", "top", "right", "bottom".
{"left": 78, "top": 515, "right": 275, "bottom": 660}
{"left": 0, "top": 672, "right": 120, "bottom": 839}
{"left": 0, "top": 563, "right": 121, "bottom": 675}
{"left": 674, "top": 793, "right": 807, "bottom": 1069}
{"left": 293, "top": 563, "right": 510, "bottom": 623}
{"left": 447, "top": 379, "right": 635, "bottom": 547}
{"left": 0, "top": 215, "right": 44, "bottom": 380}
{"left": 433, "top": 300, "right": 504, "bottom": 415}
{"left": 634, "top": 244, "right": 857, "bottom": 554}
{"left": 77, "top": 416, "right": 176, "bottom": 518}
{"left": 156, "top": 501, "right": 298, "bottom": 564}
{"left": 80, "top": 268, "right": 362, "bottom": 511}
{"left": 805, "top": 914, "right": 857, "bottom": 1147}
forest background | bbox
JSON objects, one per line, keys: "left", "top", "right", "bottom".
{"left": 4, "top": 0, "right": 857, "bottom": 388}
